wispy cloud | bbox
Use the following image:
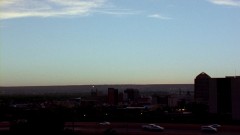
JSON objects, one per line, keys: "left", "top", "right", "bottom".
{"left": 208, "top": 0, "right": 240, "bottom": 7}
{"left": 148, "top": 14, "right": 172, "bottom": 20}
{"left": 95, "top": 8, "right": 141, "bottom": 16}
{"left": 0, "top": 0, "right": 106, "bottom": 20}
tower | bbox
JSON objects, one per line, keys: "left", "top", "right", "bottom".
{"left": 194, "top": 72, "right": 211, "bottom": 105}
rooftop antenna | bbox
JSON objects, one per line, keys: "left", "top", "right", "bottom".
{"left": 234, "top": 65, "right": 238, "bottom": 77}
{"left": 235, "top": 66, "right": 238, "bottom": 77}
{"left": 235, "top": 68, "right": 236, "bottom": 77}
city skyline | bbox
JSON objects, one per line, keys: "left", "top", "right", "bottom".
{"left": 1, "top": 0, "right": 240, "bottom": 86}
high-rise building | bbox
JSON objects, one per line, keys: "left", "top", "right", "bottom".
{"left": 124, "top": 88, "right": 139, "bottom": 102}
{"left": 209, "top": 77, "right": 240, "bottom": 119}
{"left": 209, "top": 78, "right": 232, "bottom": 114}
{"left": 231, "top": 77, "right": 240, "bottom": 120}
{"left": 195, "top": 72, "right": 240, "bottom": 120}
{"left": 108, "top": 88, "right": 118, "bottom": 105}
{"left": 194, "top": 72, "right": 211, "bottom": 104}
{"left": 118, "top": 92, "right": 123, "bottom": 104}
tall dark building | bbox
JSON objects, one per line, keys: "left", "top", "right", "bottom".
{"left": 195, "top": 72, "right": 240, "bottom": 120}
{"left": 231, "top": 77, "right": 240, "bottom": 120}
{"left": 194, "top": 72, "right": 211, "bottom": 104}
{"left": 108, "top": 88, "right": 118, "bottom": 105}
{"left": 209, "top": 78, "right": 232, "bottom": 114}
{"left": 209, "top": 76, "right": 240, "bottom": 119}
{"left": 124, "top": 88, "right": 139, "bottom": 102}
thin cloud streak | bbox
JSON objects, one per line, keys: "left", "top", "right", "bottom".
{"left": 208, "top": 0, "right": 240, "bottom": 7}
{"left": 148, "top": 14, "right": 172, "bottom": 20}
{"left": 0, "top": 0, "right": 106, "bottom": 20}
{"left": 95, "top": 9, "right": 141, "bottom": 15}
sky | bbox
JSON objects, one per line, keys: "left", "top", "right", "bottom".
{"left": 0, "top": 0, "right": 240, "bottom": 86}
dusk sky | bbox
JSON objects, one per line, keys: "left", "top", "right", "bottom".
{"left": 1, "top": 0, "right": 240, "bottom": 86}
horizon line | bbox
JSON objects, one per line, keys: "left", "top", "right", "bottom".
{"left": 0, "top": 83, "right": 194, "bottom": 87}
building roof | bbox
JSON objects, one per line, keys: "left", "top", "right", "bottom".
{"left": 196, "top": 72, "right": 211, "bottom": 79}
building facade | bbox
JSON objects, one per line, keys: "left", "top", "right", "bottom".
{"left": 195, "top": 72, "right": 240, "bottom": 120}
{"left": 194, "top": 72, "right": 211, "bottom": 104}
{"left": 231, "top": 77, "right": 240, "bottom": 120}
{"left": 209, "top": 78, "right": 232, "bottom": 114}
{"left": 124, "top": 89, "right": 139, "bottom": 103}
{"left": 108, "top": 88, "right": 118, "bottom": 105}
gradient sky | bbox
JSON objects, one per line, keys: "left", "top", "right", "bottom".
{"left": 1, "top": 0, "right": 240, "bottom": 86}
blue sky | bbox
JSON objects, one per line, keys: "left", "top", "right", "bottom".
{"left": 1, "top": 0, "right": 240, "bottom": 86}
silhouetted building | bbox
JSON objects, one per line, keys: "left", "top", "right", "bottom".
{"left": 209, "top": 78, "right": 232, "bottom": 114}
{"left": 168, "top": 92, "right": 193, "bottom": 108}
{"left": 137, "top": 96, "right": 152, "bottom": 106}
{"left": 124, "top": 89, "right": 139, "bottom": 102}
{"left": 231, "top": 77, "right": 240, "bottom": 120}
{"left": 209, "top": 76, "right": 240, "bottom": 120}
{"left": 118, "top": 92, "right": 123, "bottom": 104}
{"left": 108, "top": 88, "right": 118, "bottom": 105}
{"left": 195, "top": 72, "right": 240, "bottom": 120}
{"left": 168, "top": 95, "right": 178, "bottom": 107}
{"left": 194, "top": 72, "right": 211, "bottom": 104}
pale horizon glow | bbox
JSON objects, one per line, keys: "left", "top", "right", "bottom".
{"left": 1, "top": 0, "right": 240, "bottom": 86}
